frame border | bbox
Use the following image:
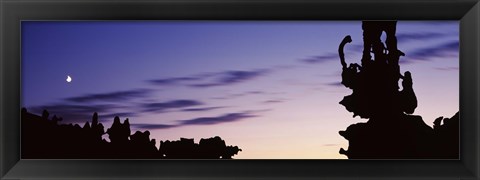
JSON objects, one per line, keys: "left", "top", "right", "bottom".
{"left": 1, "top": 0, "right": 479, "bottom": 179}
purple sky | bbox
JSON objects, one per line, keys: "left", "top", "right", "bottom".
{"left": 21, "top": 21, "right": 459, "bottom": 159}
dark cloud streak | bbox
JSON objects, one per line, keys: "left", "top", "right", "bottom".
{"left": 131, "top": 110, "right": 261, "bottom": 130}
{"left": 323, "top": 144, "right": 340, "bottom": 147}
{"left": 101, "top": 112, "right": 138, "bottom": 119}
{"left": 189, "top": 69, "right": 270, "bottom": 88}
{"left": 65, "top": 89, "right": 152, "bottom": 103}
{"left": 262, "top": 99, "right": 284, "bottom": 104}
{"left": 141, "top": 99, "right": 203, "bottom": 113}
{"left": 404, "top": 40, "right": 459, "bottom": 63}
{"left": 181, "top": 106, "right": 226, "bottom": 112}
{"left": 325, "top": 81, "right": 343, "bottom": 87}
{"left": 178, "top": 112, "right": 257, "bottom": 125}
{"left": 131, "top": 123, "right": 179, "bottom": 129}
{"left": 435, "top": 67, "right": 459, "bottom": 71}
{"left": 147, "top": 76, "right": 205, "bottom": 86}
{"left": 148, "top": 69, "right": 271, "bottom": 88}
{"left": 212, "top": 91, "right": 266, "bottom": 100}
{"left": 300, "top": 53, "right": 338, "bottom": 64}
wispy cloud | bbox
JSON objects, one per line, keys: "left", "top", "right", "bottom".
{"left": 299, "top": 53, "right": 338, "bottom": 64}
{"left": 141, "top": 99, "right": 203, "bottom": 113}
{"left": 399, "top": 59, "right": 415, "bottom": 65}
{"left": 190, "top": 69, "right": 270, "bottom": 88}
{"left": 325, "top": 81, "right": 343, "bottom": 87}
{"left": 212, "top": 91, "right": 266, "bottom": 100}
{"left": 131, "top": 110, "right": 262, "bottom": 130}
{"left": 403, "top": 40, "right": 459, "bottom": 63}
{"left": 181, "top": 106, "right": 227, "bottom": 112}
{"left": 435, "top": 67, "right": 459, "bottom": 71}
{"left": 102, "top": 112, "right": 138, "bottom": 119}
{"left": 323, "top": 144, "right": 339, "bottom": 147}
{"left": 148, "top": 69, "right": 271, "bottom": 88}
{"left": 178, "top": 112, "right": 258, "bottom": 125}
{"left": 262, "top": 99, "right": 285, "bottom": 104}
{"left": 131, "top": 123, "right": 179, "bottom": 129}
{"left": 147, "top": 75, "right": 210, "bottom": 86}
{"left": 65, "top": 89, "right": 152, "bottom": 103}
{"left": 299, "top": 43, "right": 362, "bottom": 65}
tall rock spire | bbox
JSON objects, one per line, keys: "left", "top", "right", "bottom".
{"left": 338, "top": 21, "right": 458, "bottom": 159}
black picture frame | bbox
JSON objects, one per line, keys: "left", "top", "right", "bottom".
{"left": 1, "top": 0, "right": 479, "bottom": 179}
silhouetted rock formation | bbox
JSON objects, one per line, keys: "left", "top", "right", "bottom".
{"left": 107, "top": 116, "right": 131, "bottom": 144}
{"left": 433, "top": 112, "right": 459, "bottom": 158}
{"left": 338, "top": 21, "right": 459, "bottom": 159}
{"left": 159, "top": 136, "right": 241, "bottom": 159}
{"left": 21, "top": 108, "right": 241, "bottom": 159}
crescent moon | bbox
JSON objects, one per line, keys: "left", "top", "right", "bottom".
{"left": 66, "top": 75, "right": 72, "bottom": 83}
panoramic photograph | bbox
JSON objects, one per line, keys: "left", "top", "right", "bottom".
{"left": 21, "top": 21, "right": 459, "bottom": 159}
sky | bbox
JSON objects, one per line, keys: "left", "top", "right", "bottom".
{"left": 21, "top": 21, "right": 459, "bottom": 159}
